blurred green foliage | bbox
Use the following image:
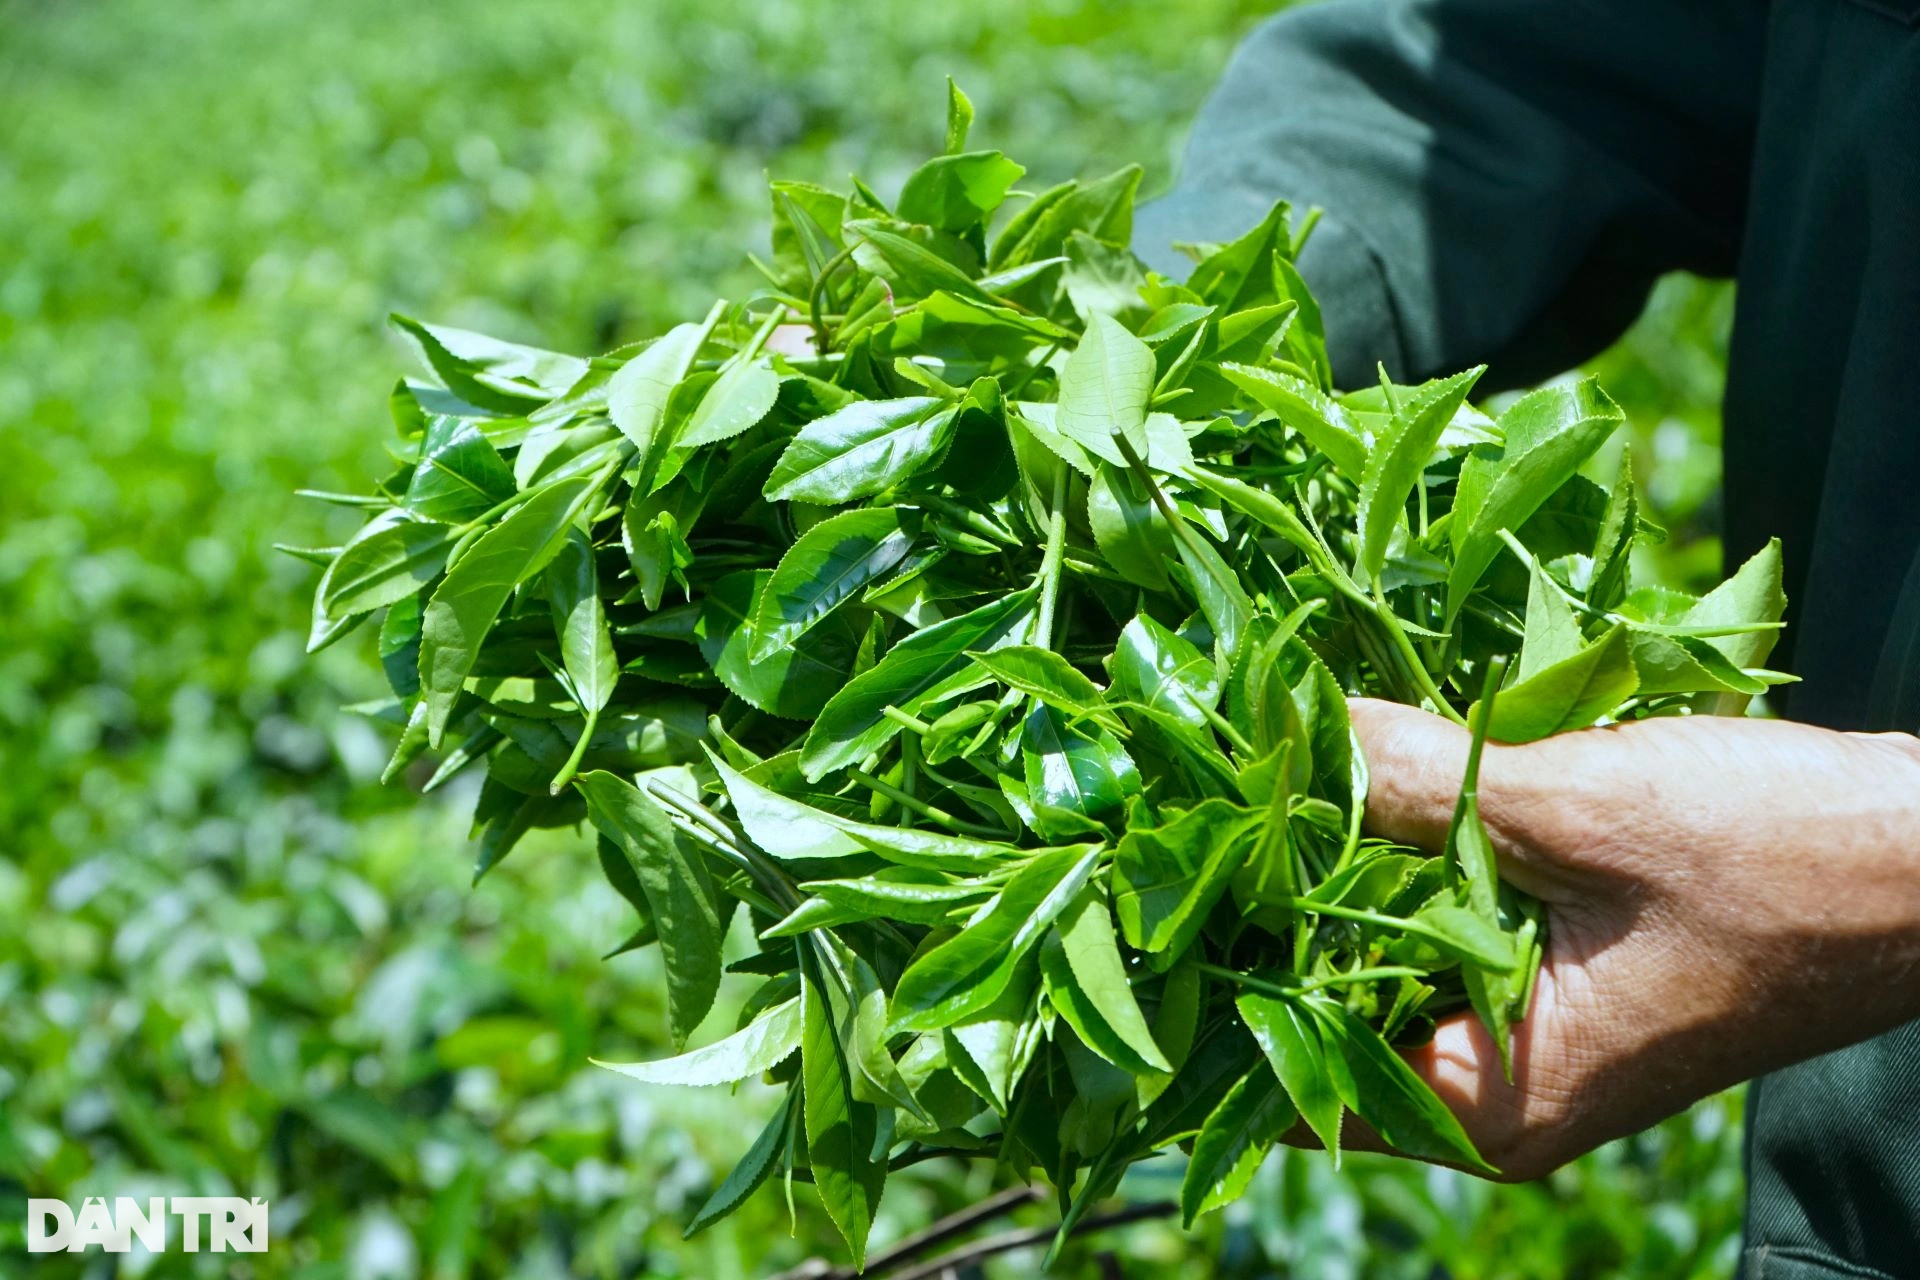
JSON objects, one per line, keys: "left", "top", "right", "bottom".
{"left": 0, "top": 0, "right": 1737, "bottom": 1275}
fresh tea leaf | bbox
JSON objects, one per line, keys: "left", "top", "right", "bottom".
{"left": 1357, "top": 367, "right": 1484, "bottom": 586}
{"left": 888, "top": 844, "right": 1099, "bottom": 1034}
{"left": 765, "top": 397, "right": 959, "bottom": 504}
{"left": 752, "top": 507, "right": 916, "bottom": 661}
{"left": 1056, "top": 313, "right": 1155, "bottom": 466}
{"left": 1237, "top": 991, "right": 1343, "bottom": 1160}
{"left": 1447, "top": 377, "right": 1624, "bottom": 624}
{"left": 310, "top": 513, "right": 452, "bottom": 652}
{"left": 802, "top": 586, "right": 1037, "bottom": 780}
{"left": 1040, "top": 887, "right": 1171, "bottom": 1074}
{"left": 800, "top": 965, "right": 885, "bottom": 1269}
{"left": 594, "top": 998, "right": 801, "bottom": 1086}
{"left": 577, "top": 770, "right": 723, "bottom": 1049}
{"left": 1180, "top": 1064, "right": 1296, "bottom": 1225}
{"left": 1481, "top": 624, "right": 1638, "bottom": 743}
{"left": 1310, "top": 998, "right": 1493, "bottom": 1173}
{"left": 419, "top": 472, "right": 601, "bottom": 744}
{"left": 405, "top": 415, "right": 517, "bottom": 523}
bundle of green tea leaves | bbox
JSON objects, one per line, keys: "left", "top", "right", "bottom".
{"left": 295, "top": 83, "right": 1788, "bottom": 1266}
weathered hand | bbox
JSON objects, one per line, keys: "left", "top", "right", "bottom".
{"left": 1346, "top": 699, "right": 1920, "bottom": 1180}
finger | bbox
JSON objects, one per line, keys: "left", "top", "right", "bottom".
{"left": 1347, "top": 697, "right": 1470, "bottom": 852}
{"left": 1349, "top": 697, "right": 1578, "bottom": 897}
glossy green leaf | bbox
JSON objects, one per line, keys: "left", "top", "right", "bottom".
{"left": 391, "top": 313, "right": 587, "bottom": 413}
{"left": 1628, "top": 629, "right": 1775, "bottom": 697}
{"left": 1063, "top": 231, "right": 1151, "bottom": 325}
{"left": 379, "top": 594, "right": 423, "bottom": 699}
{"left": 1184, "top": 200, "right": 1289, "bottom": 311}
{"left": 1480, "top": 624, "right": 1638, "bottom": 743}
{"left": 988, "top": 165, "right": 1140, "bottom": 270}
{"left": 1230, "top": 611, "right": 1318, "bottom": 787}
{"left": 1309, "top": 998, "right": 1494, "bottom": 1173}
{"left": 1514, "top": 557, "right": 1584, "bottom": 681}
{"left": 1237, "top": 991, "right": 1343, "bottom": 1160}
{"left": 608, "top": 306, "right": 722, "bottom": 484}
{"left": 1679, "top": 538, "right": 1787, "bottom": 708}
{"left": 1219, "top": 363, "right": 1366, "bottom": 478}
{"left": 419, "top": 472, "right": 599, "bottom": 744}
{"left": 1181, "top": 464, "right": 1325, "bottom": 563}
{"left": 1270, "top": 253, "right": 1331, "bottom": 389}
{"left": 708, "top": 751, "right": 865, "bottom": 861}
{"left": 546, "top": 528, "right": 617, "bottom": 715}
{"left": 1088, "top": 463, "right": 1174, "bottom": 591}
{"left": 801, "top": 869, "right": 992, "bottom": 925}
{"left": 594, "top": 998, "right": 800, "bottom": 1085}
{"left": 1020, "top": 702, "right": 1139, "bottom": 831}
{"left": 310, "top": 513, "right": 452, "bottom": 652}
{"left": 752, "top": 507, "right": 915, "bottom": 661}
{"left": 708, "top": 750, "right": 1013, "bottom": 871}
{"left": 1172, "top": 520, "right": 1255, "bottom": 665}
{"left": 802, "top": 586, "right": 1037, "bottom": 780}
{"left": 699, "top": 570, "right": 863, "bottom": 720}
{"left": 1589, "top": 451, "right": 1639, "bottom": 611}
{"left": 1041, "top": 887, "right": 1170, "bottom": 1074}
{"left": 818, "top": 933, "right": 926, "bottom": 1119}
{"left": 516, "top": 419, "right": 620, "bottom": 491}
{"left": 1407, "top": 902, "right": 1518, "bottom": 971}
{"left": 621, "top": 488, "right": 698, "bottom": 613}
{"left": 849, "top": 223, "right": 995, "bottom": 304}
{"left": 764, "top": 397, "right": 958, "bottom": 504}
{"left": 969, "top": 646, "right": 1120, "bottom": 730}
{"left": 1180, "top": 1064, "right": 1296, "bottom": 1225}
{"left": 888, "top": 844, "right": 1099, "bottom": 1034}
{"left": 405, "top": 415, "right": 516, "bottom": 522}
{"left": 943, "top": 77, "right": 973, "bottom": 154}
{"left": 684, "top": 1094, "right": 794, "bottom": 1238}
{"left": 1357, "top": 367, "right": 1484, "bottom": 585}
{"left": 1109, "top": 614, "right": 1221, "bottom": 730}
{"left": 1112, "top": 799, "right": 1261, "bottom": 956}
{"left": 896, "top": 151, "right": 1025, "bottom": 231}
{"left": 1055, "top": 313, "right": 1155, "bottom": 466}
{"left": 577, "top": 770, "right": 722, "bottom": 1049}
{"left": 768, "top": 180, "right": 848, "bottom": 294}
{"left": 944, "top": 962, "right": 1038, "bottom": 1114}
{"left": 800, "top": 965, "right": 884, "bottom": 1269}
{"left": 1210, "top": 300, "right": 1298, "bottom": 367}
{"left": 680, "top": 357, "right": 782, "bottom": 449}
{"left": 1446, "top": 377, "right": 1624, "bottom": 623}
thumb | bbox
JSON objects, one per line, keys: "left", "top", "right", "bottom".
{"left": 1349, "top": 698, "right": 1594, "bottom": 905}
{"left": 1347, "top": 697, "right": 1473, "bottom": 854}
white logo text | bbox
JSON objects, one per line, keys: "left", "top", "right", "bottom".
{"left": 27, "top": 1197, "right": 270, "bottom": 1253}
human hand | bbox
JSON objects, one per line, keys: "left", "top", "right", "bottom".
{"left": 1344, "top": 700, "right": 1920, "bottom": 1180}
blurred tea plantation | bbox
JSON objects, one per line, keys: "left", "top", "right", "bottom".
{"left": 0, "top": 0, "right": 1740, "bottom": 1275}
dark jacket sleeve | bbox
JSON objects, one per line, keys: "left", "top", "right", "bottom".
{"left": 1134, "top": 0, "right": 1765, "bottom": 391}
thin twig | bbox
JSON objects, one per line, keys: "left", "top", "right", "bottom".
{"left": 885, "top": 1201, "right": 1176, "bottom": 1280}
{"left": 766, "top": 1191, "right": 1170, "bottom": 1280}
{"left": 863, "top": 1186, "right": 1044, "bottom": 1277}
{"left": 765, "top": 1187, "right": 1041, "bottom": 1280}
